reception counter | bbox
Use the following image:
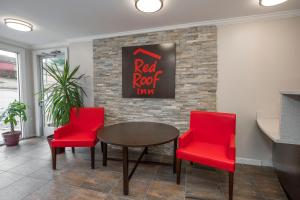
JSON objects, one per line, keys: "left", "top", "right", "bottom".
{"left": 257, "top": 91, "right": 300, "bottom": 200}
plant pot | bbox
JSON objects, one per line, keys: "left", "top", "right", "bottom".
{"left": 47, "top": 134, "right": 65, "bottom": 154}
{"left": 2, "top": 131, "right": 21, "bottom": 146}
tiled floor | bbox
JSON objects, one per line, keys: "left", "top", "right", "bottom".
{"left": 0, "top": 138, "right": 288, "bottom": 200}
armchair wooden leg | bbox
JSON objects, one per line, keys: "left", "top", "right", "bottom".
{"left": 176, "top": 158, "right": 182, "bottom": 185}
{"left": 101, "top": 142, "right": 104, "bottom": 153}
{"left": 91, "top": 147, "right": 95, "bottom": 169}
{"left": 51, "top": 147, "right": 56, "bottom": 170}
{"left": 229, "top": 172, "right": 234, "bottom": 200}
{"left": 71, "top": 147, "right": 75, "bottom": 153}
{"left": 102, "top": 143, "right": 107, "bottom": 166}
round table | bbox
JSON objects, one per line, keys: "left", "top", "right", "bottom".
{"left": 98, "top": 122, "right": 179, "bottom": 195}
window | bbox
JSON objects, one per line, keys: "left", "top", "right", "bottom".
{"left": 0, "top": 49, "right": 20, "bottom": 144}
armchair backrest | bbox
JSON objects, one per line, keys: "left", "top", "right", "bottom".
{"left": 190, "top": 111, "right": 236, "bottom": 145}
{"left": 69, "top": 107, "right": 104, "bottom": 130}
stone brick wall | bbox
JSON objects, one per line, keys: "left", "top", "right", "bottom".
{"left": 93, "top": 25, "right": 217, "bottom": 154}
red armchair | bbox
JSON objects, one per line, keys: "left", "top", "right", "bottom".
{"left": 50, "top": 107, "right": 104, "bottom": 170}
{"left": 176, "top": 111, "right": 236, "bottom": 200}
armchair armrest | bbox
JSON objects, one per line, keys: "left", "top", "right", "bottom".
{"left": 227, "top": 134, "right": 236, "bottom": 160}
{"left": 91, "top": 123, "right": 104, "bottom": 133}
{"left": 179, "top": 129, "right": 194, "bottom": 148}
{"left": 54, "top": 123, "right": 72, "bottom": 139}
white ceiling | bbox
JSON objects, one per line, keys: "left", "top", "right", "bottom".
{"left": 0, "top": 0, "right": 300, "bottom": 47}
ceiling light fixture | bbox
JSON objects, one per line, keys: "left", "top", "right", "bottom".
{"left": 4, "top": 18, "right": 33, "bottom": 32}
{"left": 135, "top": 0, "right": 163, "bottom": 13}
{"left": 259, "top": 0, "right": 288, "bottom": 6}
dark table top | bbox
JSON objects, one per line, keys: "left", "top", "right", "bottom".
{"left": 98, "top": 122, "right": 179, "bottom": 147}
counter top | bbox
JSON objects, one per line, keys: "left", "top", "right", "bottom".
{"left": 257, "top": 116, "right": 280, "bottom": 142}
{"left": 280, "top": 90, "right": 300, "bottom": 95}
{"left": 257, "top": 116, "right": 300, "bottom": 145}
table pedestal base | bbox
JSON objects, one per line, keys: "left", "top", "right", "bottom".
{"left": 101, "top": 138, "right": 177, "bottom": 195}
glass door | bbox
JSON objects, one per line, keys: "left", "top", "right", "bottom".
{"left": 0, "top": 50, "right": 20, "bottom": 144}
{"left": 38, "top": 51, "right": 65, "bottom": 136}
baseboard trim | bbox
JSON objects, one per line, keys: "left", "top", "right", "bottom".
{"left": 237, "top": 157, "right": 273, "bottom": 167}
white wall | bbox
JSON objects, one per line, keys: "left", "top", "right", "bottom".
{"left": 69, "top": 41, "right": 94, "bottom": 107}
{"left": 218, "top": 17, "right": 300, "bottom": 165}
{"left": 66, "top": 16, "right": 300, "bottom": 166}
{"left": 22, "top": 49, "right": 35, "bottom": 138}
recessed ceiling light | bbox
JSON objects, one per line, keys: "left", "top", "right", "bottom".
{"left": 4, "top": 18, "right": 33, "bottom": 32}
{"left": 135, "top": 0, "right": 163, "bottom": 13}
{"left": 259, "top": 0, "right": 288, "bottom": 6}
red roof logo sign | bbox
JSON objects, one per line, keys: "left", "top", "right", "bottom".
{"left": 133, "top": 48, "right": 161, "bottom": 60}
{"left": 122, "top": 43, "right": 176, "bottom": 98}
{"left": 132, "top": 48, "right": 163, "bottom": 96}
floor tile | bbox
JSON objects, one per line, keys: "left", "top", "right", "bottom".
{"left": 0, "top": 177, "right": 47, "bottom": 200}
{"left": 186, "top": 179, "right": 225, "bottom": 200}
{"left": 23, "top": 181, "right": 74, "bottom": 200}
{"left": 0, "top": 172, "right": 24, "bottom": 189}
{"left": 105, "top": 194, "right": 134, "bottom": 200}
{"left": 52, "top": 168, "right": 91, "bottom": 187}
{"left": 155, "top": 165, "right": 185, "bottom": 183}
{"left": 111, "top": 179, "right": 149, "bottom": 200}
{"left": 131, "top": 162, "right": 159, "bottom": 181}
{"left": 0, "top": 153, "right": 8, "bottom": 162}
{"left": 80, "top": 170, "right": 121, "bottom": 193}
{"left": 146, "top": 180, "right": 185, "bottom": 200}
{"left": 28, "top": 165, "right": 67, "bottom": 181}
{"left": 21, "top": 148, "right": 52, "bottom": 160}
{"left": 0, "top": 138, "right": 290, "bottom": 200}
{"left": 8, "top": 159, "right": 50, "bottom": 175}
{"left": 67, "top": 186, "right": 108, "bottom": 200}
{"left": 0, "top": 156, "right": 31, "bottom": 171}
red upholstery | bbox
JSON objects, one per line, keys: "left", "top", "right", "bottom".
{"left": 51, "top": 107, "right": 104, "bottom": 148}
{"left": 177, "top": 111, "right": 236, "bottom": 172}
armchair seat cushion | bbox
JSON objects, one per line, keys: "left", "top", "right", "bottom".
{"left": 177, "top": 142, "right": 235, "bottom": 172}
{"left": 51, "top": 131, "right": 98, "bottom": 147}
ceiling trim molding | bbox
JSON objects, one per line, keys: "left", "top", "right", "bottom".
{"left": 31, "top": 41, "right": 69, "bottom": 50}
{"left": 32, "top": 9, "right": 300, "bottom": 49}
{"left": 0, "top": 36, "right": 31, "bottom": 49}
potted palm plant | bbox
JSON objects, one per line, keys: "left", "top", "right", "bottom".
{"left": 40, "top": 61, "right": 86, "bottom": 152}
{"left": 0, "top": 100, "right": 27, "bottom": 146}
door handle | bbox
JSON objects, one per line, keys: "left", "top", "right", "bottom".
{"left": 38, "top": 100, "right": 44, "bottom": 107}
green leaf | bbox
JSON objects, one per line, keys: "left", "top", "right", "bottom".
{"left": 0, "top": 100, "right": 27, "bottom": 132}
{"left": 38, "top": 60, "right": 86, "bottom": 127}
